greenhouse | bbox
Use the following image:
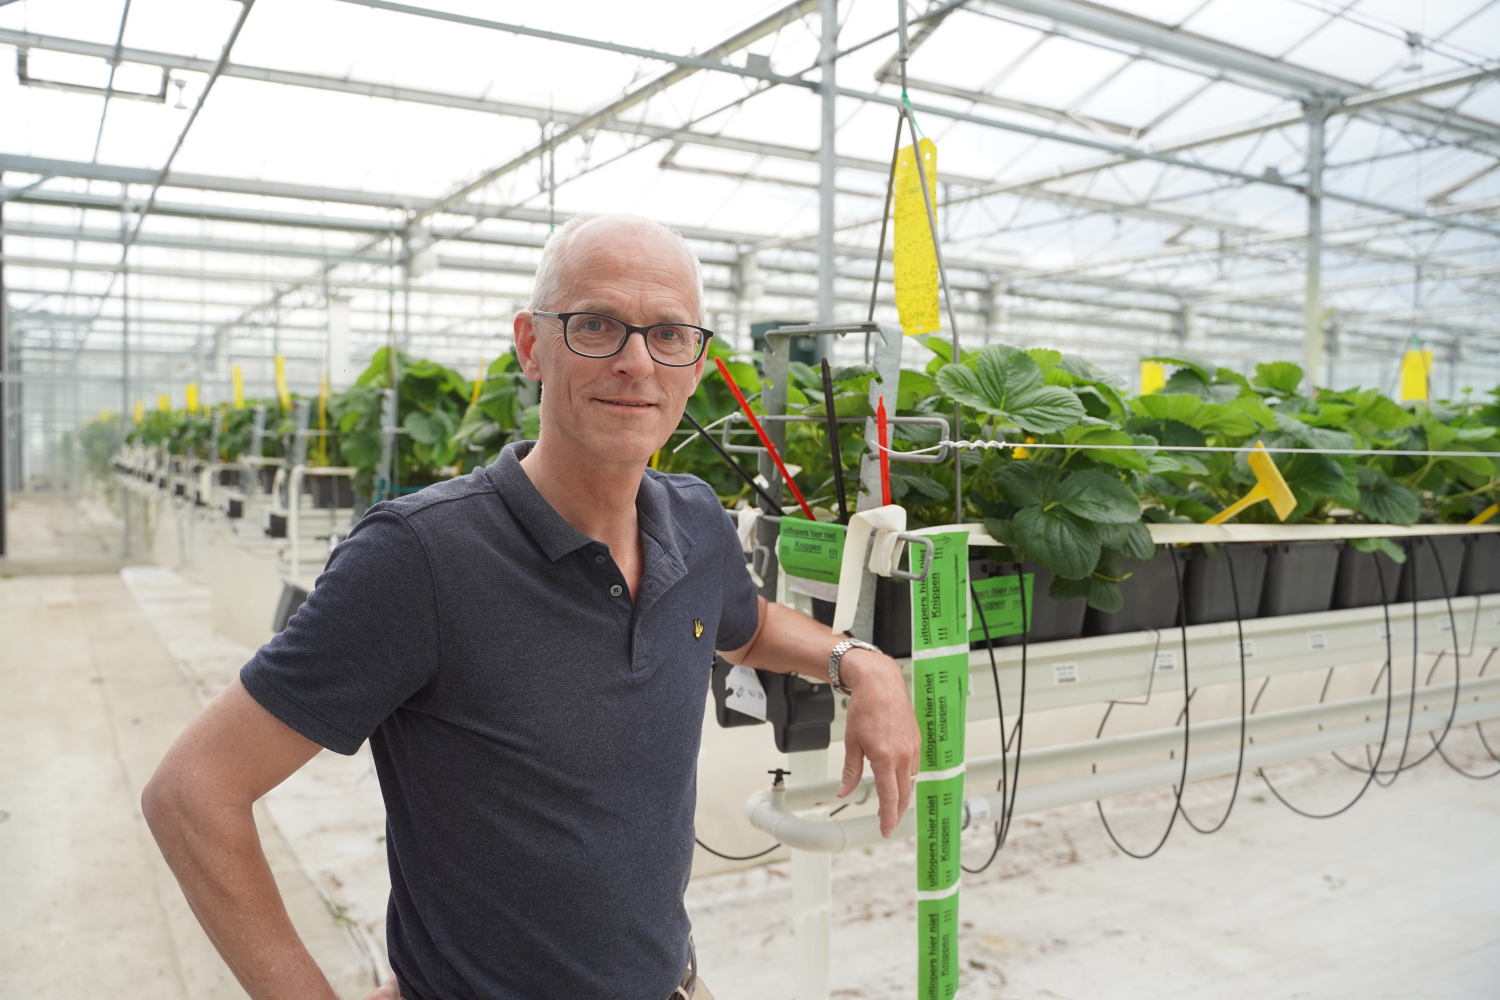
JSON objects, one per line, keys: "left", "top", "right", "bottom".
{"left": 1, "top": 2, "right": 1498, "bottom": 999}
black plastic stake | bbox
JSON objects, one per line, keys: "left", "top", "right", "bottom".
{"left": 820, "top": 358, "right": 849, "bottom": 524}
{"left": 681, "top": 410, "right": 782, "bottom": 512}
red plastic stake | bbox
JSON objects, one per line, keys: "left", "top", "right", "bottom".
{"left": 715, "top": 357, "right": 817, "bottom": 522}
{"left": 877, "top": 396, "right": 892, "bottom": 506}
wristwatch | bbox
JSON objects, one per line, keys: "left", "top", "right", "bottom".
{"left": 828, "top": 637, "right": 880, "bottom": 696}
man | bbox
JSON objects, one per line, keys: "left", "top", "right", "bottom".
{"left": 143, "top": 214, "right": 921, "bottom": 1000}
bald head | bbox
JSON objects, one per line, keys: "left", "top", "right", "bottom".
{"left": 529, "top": 214, "right": 704, "bottom": 324}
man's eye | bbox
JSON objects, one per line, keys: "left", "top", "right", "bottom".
{"left": 656, "top": 327, "right": 682, "bottom": 342}
{"left": 583, "top": 320, "right": 606, "bottom": 332}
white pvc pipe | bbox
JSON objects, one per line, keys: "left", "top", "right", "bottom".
{"left": 749, "top": 688, "right": 1500, "bottom": 852}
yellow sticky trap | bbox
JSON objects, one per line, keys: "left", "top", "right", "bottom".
{"left": 1206, "top": 442, "right": 1297, "bottom": 524}
{"left": 1471, "top": 503, "right": 1498, "bottom": 526}
{"left": 471, "top": 359, "right": 486, "bottom": 406}
{"left": 232, "top": 365, "right": 244, "bottom": 409}
{"left": 274, "top": 355, "right": 292, "bottom": 411}
{"left": 318, "top": 375, "right": 330, "bottom": 466}
{"left": 185, "top": 383, "right": 198, "bottom": 414}
{"left": 158, "top": 393, "right": 170, "bottom": 412}
{"left": 1140, "top": 361, "right": 1166, "bottom": 395}
{"left": 894, "top": 138, "right": 940, "bottom": 336}
{"left": 1399, "top": 349, "right": 1432, "bottom": 402}
{"left": 134, "top": 400, "right": 144, "bottom": 424}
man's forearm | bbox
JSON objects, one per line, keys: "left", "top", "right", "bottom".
{"left": 143, "top": 783, "right": 339, "bottom": 1000}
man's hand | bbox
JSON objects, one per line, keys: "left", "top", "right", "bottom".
{"left": 721, "top": 598, "right": 921, "bottom": 838}
{"left": 362, "top": 976, "right": 403, "bottom": 1000}
{"left": 835, "top": 648, "right": 920, "bottom": 837}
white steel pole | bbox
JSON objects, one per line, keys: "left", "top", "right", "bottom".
{"left": 815, "top": 0, "right": 838, "bottom": 361}
{"left": 1304, "top": 101, "right": 1327, "bottom": 388}
{"left": 789, "top": 747, "right": 831, "bottom": 1000}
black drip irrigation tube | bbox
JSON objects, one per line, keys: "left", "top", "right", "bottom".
{"left": 962, "top": 563, "right": 1028, "bottom": 874}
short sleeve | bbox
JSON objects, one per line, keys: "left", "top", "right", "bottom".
{"left": 712, "top": 506, "right": 760, "bottom": 652}
{"left": 240, "top": 508, "right": 440, "bottom": 754}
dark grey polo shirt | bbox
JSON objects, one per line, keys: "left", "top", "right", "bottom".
{"left": 240, "top": 441, "right": 759, "bottom": 1000}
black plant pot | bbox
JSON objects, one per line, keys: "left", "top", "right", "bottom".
{"left": 1396, "top": 535, "right": 1467, "bottom": 602}
{"left": 1183, "top": 543, "right": 1270, "bottom": 625}
{"left": 310, "top": 476, "right": 355, "bottom": 509}
{"left": 1459, "top": 533, "right": 1500, "bottom": 596}
{"left": 1083, "top": 548, "right": 1180, "bottom": 636}
{"left": 1259, "top": 540, "right": 1341, "bottom": 617}
{"left": 1331, "top": 543, "right": 1403, "bottom": 609}
{"left": 217, "top": 468, "right": 241, "bottom": 488}
{"left": 257, "top": 466, "right": 278, "bottom": 494}
{"left": 976, "top": 559, "right": 1087, "bottom": 648}
{"left": 811, "top": 577, "right": 914, "bottom": 659}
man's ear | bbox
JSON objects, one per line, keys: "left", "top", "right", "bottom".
{"left": 514, "top": 312, "right": 544, "bottom": 383}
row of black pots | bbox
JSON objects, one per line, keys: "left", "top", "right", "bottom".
{"left": 813, "top": 532, "right": 1497, "bottom": 657}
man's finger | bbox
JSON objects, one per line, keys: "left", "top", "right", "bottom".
{"left": 838, "top": 731, "right": 866, "bottom": 798}
{"left": 896, "top": 749, "right": 916, "bottom": 821}
{"left": 873, "top": 757, "right": 901, "bottom": 837}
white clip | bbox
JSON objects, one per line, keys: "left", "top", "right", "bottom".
{"left": 736, "top": 507, "right": 762, "bottom": 555}
{"left": 867, "top": 528, "right": 907, "bottom": 578}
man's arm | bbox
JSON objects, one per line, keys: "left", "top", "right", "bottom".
{"left": 720, "top": 596, "right": 921, "bottom": 838}
{"left": 142, "top": 678, "right": 393, "bottom": 1000}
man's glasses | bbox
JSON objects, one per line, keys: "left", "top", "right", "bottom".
{"left": 533, "top": 311, "right": 712, "bottom": 367}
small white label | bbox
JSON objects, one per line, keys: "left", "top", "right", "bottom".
{"left": 1438, "top": 617, "right": 1453, "bottom": 633}
{"left": 1307, "top": 631, "right": 1327, "bottom": 651}
{"left": 1053, "top": 662, "right": 1079, "bottom": 685}
{"left": 1238, "top": 640, "right": 1257, "bottom": 660}
{"left": 1376, "top": 623, "right": 1391, "bottom": 641}
{"left": 724, "top": 664, "right": 767, "bottom": 721}
{"left": 1154, "top": 649, "right": 1177, "bottom": 672}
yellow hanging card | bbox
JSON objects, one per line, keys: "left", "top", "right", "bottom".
{"left": 274, "top": 355, "right": 292, "bottom": 411}
{"left": 134, "top": 400, "right": 144, "bottom": 424}
{"left": 318, "top": 375, "right": 330, "bottom": 466}
{"left": 1399, "top": 349, "right": 1432, "bottom": 401}
{"left": 1140, "top": 361, "right": 1166, "bottom": 395}
{"left": 471, "top": 358, "right": 486, "bottom": 406}
{"left": 185, "top": 383, "right": 199, "bottom": 414}
{"left": 232, "top": 365, "right": 245, "bottom": 409}
{"left": 894, "top": 138, "right": 940, "bottom": 336}
{"left": 158, "top": 393, "right": 170, "bottom": 411}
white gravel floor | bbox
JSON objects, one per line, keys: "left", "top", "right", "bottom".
{"left": 123, "top": 566, "right": 1500, "bottom": 1000}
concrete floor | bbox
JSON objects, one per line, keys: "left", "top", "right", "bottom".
{"left": 4, "top": 564, "right": 1498, "bottom": 999}
{"left": 0, "top": 572, "right": 377, "bottom": 999}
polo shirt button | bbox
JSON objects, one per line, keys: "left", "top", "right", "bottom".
{"left": 594, "top": 554, "right": 606, "bottom": 564}
{"left": 610, "top": 584, "right": 623, "bottom": 597}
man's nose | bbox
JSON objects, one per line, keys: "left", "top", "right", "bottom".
{"left": 612, "top": 330, "right": 657, "bottom": 378}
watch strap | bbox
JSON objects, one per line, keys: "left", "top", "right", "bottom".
{"left": 828, "top": 637, "right": 879, "bottom": 696}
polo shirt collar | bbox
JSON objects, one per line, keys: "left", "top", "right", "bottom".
{"left": 487, "top": 442, "right": 692, "bottom": 582}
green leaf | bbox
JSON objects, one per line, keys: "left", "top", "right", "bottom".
{"left": 993, "top": 461, "right": 1062, "bottom": 508}
{"left": 1352, "top": 391, "right": 1417, "bottom": 431}
{"left": 1096, "top": 520, "right": 1155, "bottom": 562}
{"left": 1356, "top": 467, "right": 1421, "bottom": 525}
{"left": 1074, "top": 428, "right": 1148, "bottom": 471}
{"left": 1143, "top": 355, "right": 1213, "bottom": 384}
{"left": 897, "top": 369, "right": 936, "bottom": 410}
{"left": 1273, "top": 412, "right": 1355, "bottom": 451}
{"left": 1048, "top": 570, "right": 1124, "bottom": 612}
{"left": 1011, "top": 505, "right": 1100, "bottom": 578}
{"left": 1229, "top": 394, "right": 1278, "bottom": 430}
{"left": 891, "top": 472, "right": 947, "bottom": 500}
{"left": 1252, "top": 362, "right": 1305, "bottom": 395}
{"left": 1131, "top": 393, "right": 1203, "bottom": 424}
{"left": 1192, "top": 403, "right": 1258, "bottom": 437}
{"left": 1350, "top": 536, "right": 1408, "bottom": 563}
{"left": 936, "top": 345, "right": 1085, "bottom": 433}
{"left": 1054, "top": 469, "right": 1141, "bottom": 524}
{"left": 1027, "top": 348, "right": 1063, "bottom": 373}
{"left": 522, "top": 404, "right": 541, "bottom": 440}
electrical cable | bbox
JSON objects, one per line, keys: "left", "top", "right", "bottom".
{"left": 694, "top": 837, "right": 780, "bottom": 861}
{"left": 1094, "top": 544, "right": 1192, "bottom": 859}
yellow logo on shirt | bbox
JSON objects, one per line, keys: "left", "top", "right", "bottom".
{"left": 694, "top": 618, "right": 705, "bottom": 639}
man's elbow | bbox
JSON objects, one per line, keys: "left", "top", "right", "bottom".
{"left": 141, "top": 759, "right": 198, "bottom": 850}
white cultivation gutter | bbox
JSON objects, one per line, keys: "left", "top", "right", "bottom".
{"left": 748, "top": 676, "right": 1500, "bottom": 851}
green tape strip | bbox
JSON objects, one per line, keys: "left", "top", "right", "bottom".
{"left": 776, "top": 518, "right": 845, "bottom": 585}
{"left": 910, "top": 531, "right": 969, "bottom": 1000}
{"left": 967, "top": 572, "right": 1034, "bottom": 643}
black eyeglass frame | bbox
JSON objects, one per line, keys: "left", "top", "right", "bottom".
{"left": 533, "top": 310, "right": 714, "bottom": 367}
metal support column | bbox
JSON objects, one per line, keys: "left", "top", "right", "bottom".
{"left": 0, "top": 199, "right": 6, "bottom": 556}
{"left": 1303, "top": 101, "right": 1328, "bottom": 388}
{"left": 789, "top": 747, "right": 831, "bottom": 1000}
{"left": 814, "top": 0, "right": 838, "bottom": 362}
